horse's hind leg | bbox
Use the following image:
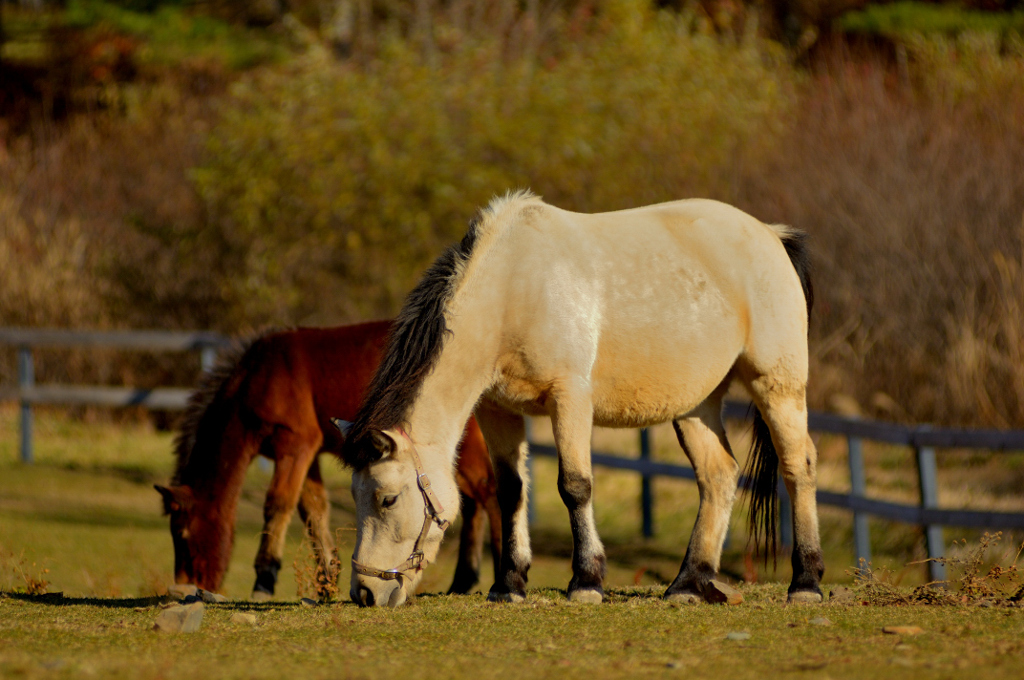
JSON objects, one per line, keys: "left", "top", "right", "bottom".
{"left": 664, "top": 391, "right": 739, "bottom": 603}
{"left": 475, "top": 400, "right": 531, "bottom": 603}
{"left": 747, "top": 379, "right": 824, "bottom": 602}
{"left": 297, "top": 456, "right": 339, "bottom": 601}
{"left": 252, "top": 427, "right": 321, "bottom": 600}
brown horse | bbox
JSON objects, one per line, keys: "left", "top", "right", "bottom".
{"left": 155, "top": 321, "right": 501, "bottom": 600}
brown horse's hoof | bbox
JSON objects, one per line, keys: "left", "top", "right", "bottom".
{"left": 568, "top": 588, "right": 603, "bottom": 604}
{"left": 664, "top": 591, "right": 702, "bottom": 605}
{"left": 787, "top": 590, "right": 824, "bottom": 604}
{"left": 487, "top": 590, "right": 526, "bottom": 604}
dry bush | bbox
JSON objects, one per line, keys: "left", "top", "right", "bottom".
{"left": 732, "top": 35, "right": 1024, "bottom": 428}
{"left": 189, "top": 0, "right": 794, "bottom": 326}
{"left": 0, "top": 84, "right": 223, "bottom": 388}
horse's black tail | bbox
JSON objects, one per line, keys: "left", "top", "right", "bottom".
{"left": 743, "top": 225, "right": 813, "bottom": 564}
{"left": 743, "top": 407, "right": 779, "bottom": 565}
{"left": 777, "top": 226, "right": 814, "bottom": 322}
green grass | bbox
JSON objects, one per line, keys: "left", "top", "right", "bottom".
{"left": 2, "top": 407, "right": 1024, "bottom": 677}
{"left": 1, "top": 586, "right": 1023, "bottom": 680}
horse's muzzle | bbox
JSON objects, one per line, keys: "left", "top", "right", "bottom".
{"left": 352, "top": 580, "right": 406, "bottom": 607}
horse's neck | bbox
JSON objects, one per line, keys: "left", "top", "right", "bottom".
{"left": 406, "top": 294, "right": 501, "bottom": 471}
{"left": 181, "top": 414, "right": 254, "bottom": 512}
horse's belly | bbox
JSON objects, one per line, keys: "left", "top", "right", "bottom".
{"left": 587, "top": 315, "right": 743, "bottom": 427}
{"left": 589, "top": 354, "right": 735, "bottom": 427}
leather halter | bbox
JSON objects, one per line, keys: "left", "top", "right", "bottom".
{"left": 350, "top": 427, "right": 450, "bottom": 583}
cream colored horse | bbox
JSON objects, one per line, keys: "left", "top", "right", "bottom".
{"left": 338, "top": 191, "right": 822, "bottom": 607}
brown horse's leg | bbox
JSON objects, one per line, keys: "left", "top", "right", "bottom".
{"left": 297, "top": 457, "right": 339, "bottom": 601}
{"left": 448, "top": 420, "right": 501, "bottom": 594}
{"left": 252, "top": 427, "right": 321, "bottom": 600}
{"left": 447, "top": 490, "right": 485, "bottom": 594}
{"left": 483, "top": 486, "right": 503, "bottom": 587}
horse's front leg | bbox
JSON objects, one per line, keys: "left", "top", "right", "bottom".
{"left": 664, "top": 396, "right": 738, "bottom": 603}
{"left": 475, "top": 400, "right": 531, "bottom": 603}
{"left": 552, "top": 385, "right": 605, "bottom": 603}
{"left": 297, "top": 456, "right": 340, "bottom": 601}
{"left": 252, "top": 427, "right": 321, "bottom": 601}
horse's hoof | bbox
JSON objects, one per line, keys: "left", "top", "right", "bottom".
{"left": 664, "top": 591, "right": 702, "bottom": 605}
{"left": 250, "top": 590, "right": 273, "bottom": 602}
{"left": 568, "top": 588, "right": 603, "bottom": 604}
{"left": 787, "top": 590, "right": 824, "bottom": 604}
{"left": 487, "top": 590, "right": 526, "bottom": 604}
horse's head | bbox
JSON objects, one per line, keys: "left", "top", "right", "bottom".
{"left": 154, "top": 483, "right": 233, "bottom": 593}
{"left": 346, "top": 427, "right": 458, "bottom": 607}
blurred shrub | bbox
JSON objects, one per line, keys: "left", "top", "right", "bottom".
{"left": 63, "top": 0, "right": 288, "bottom": 70}
{"left": 839, "top": 2, "right": 1024, "bottom": 42}
{"left": 184, "top": 0, "right": 795, "bottom": 325}
{"left": 733, "top": 34, "right": 1024, "bottom": 428}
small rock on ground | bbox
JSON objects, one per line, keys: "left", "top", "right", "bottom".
{"left": 810, "top": 617, "right": 832, "bottom": 626}
{"left": 704, "top": 580, "right": 743, "bottom": 605}
{"left": 198, "top": 590, "right": 227, "bottom": 604}
{"left": 167, "top": 584, "right": 197, "bottom": 599}
{"left": 230, "top": 612, "right": 257, "bottom": 626}
{"left": 725, "top": 631, "right": 751, "bottom": 641}
{"left": 153, "top": 602, "right": 205, "bottom": 634}
{"left": 882, "top": 626, "right": 925, "bottom": 636}
{"left": 300, "top": 598, "right": 318, "bottom": 607}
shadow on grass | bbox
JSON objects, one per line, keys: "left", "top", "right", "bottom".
{"left": 1, "top": 590, "right": 366, "bottom": 609}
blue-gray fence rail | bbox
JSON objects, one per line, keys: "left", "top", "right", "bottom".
{"left": 4, "top": 328, "right": 1024, "bottom": 582}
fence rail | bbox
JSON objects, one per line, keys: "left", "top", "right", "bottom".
{"left": 4, "top": 327, "right": 1024, "bottom": 582}
{"left": 0, "top": 328, "right": 231, "bottom": 465}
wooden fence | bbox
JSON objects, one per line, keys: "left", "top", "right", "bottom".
{"left": 3, "top": 328, "right": 1024, "bottom": 582}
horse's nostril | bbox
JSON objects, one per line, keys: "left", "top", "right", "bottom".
{"left": 358, "top": 586, "right": 375, "bottom": 607}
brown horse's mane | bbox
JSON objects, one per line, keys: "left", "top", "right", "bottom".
{"left": 172, "top": 332, "right": 268, "bottom": 484}
{"left": 341, "top": 219, "right": 481, "bottom": 469}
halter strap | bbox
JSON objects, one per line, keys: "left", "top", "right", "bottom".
{"left": 351, "top": 427, "right": 450, "bottom": 583}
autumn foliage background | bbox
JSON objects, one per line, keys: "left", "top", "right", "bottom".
{"left": 0, "top": 0, "right": 1022, "bottom": 429}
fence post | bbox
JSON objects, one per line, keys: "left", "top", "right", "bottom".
{"left": 916, "top": 439, "right": 946, "bottom": 583}
{"left": 777, "top": 476, "right": 793, "bottom": 552}
{"left": 640, "top": 428, "right": 653, "bottom": 538}
{"left": 18, "top": 346, "right": 34, "bottom": 464}
{"left": 848, "top": 435, "right": 871, "bottom": 570}
{"left": 200, "top": 346, "right": 218, "bottom": 374}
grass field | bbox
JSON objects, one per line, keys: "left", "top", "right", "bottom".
{"left": 1, "top": 405, "right": 1023, "bottom": 679}
{"left": 2, "top": 585, "right": 1024, "bottom": 680}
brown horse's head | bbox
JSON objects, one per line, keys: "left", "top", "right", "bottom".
{"left": 155, "top": 484, "right": 234, "bottom": 592}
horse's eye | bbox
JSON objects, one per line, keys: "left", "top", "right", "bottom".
{"left": 381, "top": 495, "right": 398, "bottom": 509}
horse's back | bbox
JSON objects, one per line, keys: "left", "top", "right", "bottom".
{"left": 237, "top": 322, "right": 391, "bottom": 450}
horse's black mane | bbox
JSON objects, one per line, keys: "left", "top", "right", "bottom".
{"left": 171, "top": 333, "right": 263, "bottom": 484}
{"left": 342, "top": 220, "right": 480, "bottom": 468}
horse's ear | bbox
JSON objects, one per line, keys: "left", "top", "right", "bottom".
{"left": 369, "top": 429, "right": 397, "bottom": 458}
{"left": 154, "top": 484, "right": 194, "bottom": 514}
{"left": 330, "top": 418, "right": 354, "bottom": 439}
